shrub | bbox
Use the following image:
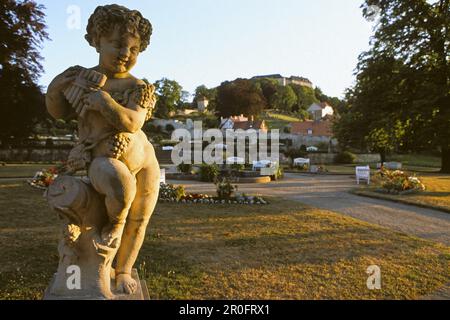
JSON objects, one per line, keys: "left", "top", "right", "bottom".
{"left": 271, "top": 165, "right": 284, "bottom": 181}
{"left": 316, "top": 142, "right": 329, "bottom": 152}
{"left": 215, "top": 177, "right": 237, "bottom": 200}
{"left": 229, "top": 163, "right": 245, "bottom": 172}
{"left": 374, "top": 169, "right": 426, "bottom": 194}
{"left": 159, "top": 183, "right": 186, "bottom": 201}
{"left": 200, "top": 163, "right": 219, "bottom": 182}
{"left": 293, "top": 163, "right": 309, "bottom": 171}
{"left": 165, "top": 124, "right": 175, "bottom": 132}
{"left": 334, "top": 151, "right": 356, "bottom": 164}
{"left": 45, "top": 138, "right": 54, "bottom": 148}
{"left": 203, "top": 118, "right": 219, "bottom": 129}
{"left": 177, "top": 162, "right": 192, "bottom": 174}
{"left": 144, "top": 123, "right": 163, "bottom": 134}
{"left": 284, "top": 148, "right": 308, "bottom": 159}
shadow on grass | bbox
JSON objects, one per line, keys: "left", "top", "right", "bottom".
{"left": 418, "top": 191, "right": 450, "bottom": 198}
{"left": 1, "top": 182, "right": 449, "bottom": 300}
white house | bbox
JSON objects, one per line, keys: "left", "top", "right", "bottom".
{"left": 307, "top": 102, "right": 334, "bottom": 121}
{"left": 197, "top": 96, "right": 209, "bottom": 112}
{"left": 219, "top": 114, "right": 248, "bottom": 131}
{"left": 219, "top": 118, "right": 235, "bottom": 131}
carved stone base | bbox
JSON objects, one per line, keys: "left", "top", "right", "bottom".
{"left": 43, "top": 269, "right": 150, "bottom": 300}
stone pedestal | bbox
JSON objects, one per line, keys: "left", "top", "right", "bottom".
{"left": 44, "top": 269, "right": 150, "bottom": 300}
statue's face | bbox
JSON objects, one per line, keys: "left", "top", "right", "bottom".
{"left": 97, "top": 25, "right": 141, "bottom": 75}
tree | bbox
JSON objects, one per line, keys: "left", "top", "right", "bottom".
{"left": 272, "top": 85, "right": 297, "bottom": 113}
{"left": 314, "top": 87, "right": 327, "bottom": 102}
{"left": 290, "top": 84, "right": 318, "bottom": 114}
{"left": 0, "top": 0, "right": 49, "bottom": 143}
{"left": 153, "top": 78, "right": 183, "bottom": 118}
{"left": 193, "top": 85, "right": 217, "bottom": 110}
{"left": 216, "top": 79, "right": 267, "bottom": 117}
{"left": 313, "top": 86, "right": 345, "bottom": 115}
{"left": 359, "top": 0, "right": 450, "bottom": 172}
{"left": 334, "top": 55, "right": 411, "bottom": 158}
{"left": 365, "top": 121, "right": 406, "bottom": 163}
{"left": 251, "top": 78, "right": 279, "bottom": 109}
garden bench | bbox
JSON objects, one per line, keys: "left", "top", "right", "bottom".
{"left": 356, "top": 166, "right": 371, "bottom": 185}
{"left": 293, "top": 158, "right": 310, "bottom": 167}
{"left": 226, "top": 157, "right": 245, "bottom": 165}
{"left": 252, "top": 160, "right": 274, "bottom": 171}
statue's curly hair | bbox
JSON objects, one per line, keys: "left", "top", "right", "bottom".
{"left": 85, "top": 4, "right": 152, "bottom": 52}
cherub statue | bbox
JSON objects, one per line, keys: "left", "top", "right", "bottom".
{"left": 45, "top": 5, "right": 160, "bottom": 297}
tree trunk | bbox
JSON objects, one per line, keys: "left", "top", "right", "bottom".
{"left": 441, "top": 147, "right": 450, "bottom": 173}
{"left": 380, "top": 151, "right": 386, "bottom": 164}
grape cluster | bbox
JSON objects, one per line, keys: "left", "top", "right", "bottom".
{"left": 109, "top": 133, "right": 131, "bottom": 160}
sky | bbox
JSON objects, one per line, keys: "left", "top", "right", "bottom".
{"left": 39, "top": 0, "right": 375, "bottom": 99}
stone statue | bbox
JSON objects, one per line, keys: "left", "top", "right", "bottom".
{"left": 45, "top": 5, "right": 160, "bottom": 299}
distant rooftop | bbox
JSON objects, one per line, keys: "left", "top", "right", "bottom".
{"left": 253, "top": 74, "right": 284, "bottom": 79}
{"left": 288, "top": 76, "right": 312, "bottom": 84}
{"left": 252, "top": 74, "right": 313, "bottom": 85}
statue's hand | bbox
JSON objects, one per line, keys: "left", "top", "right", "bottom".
{"left": 79, "top": 90, "right": 111, "bottom": 115}
{"left": 49, "top": 66, "right": 81, "bottom": 93}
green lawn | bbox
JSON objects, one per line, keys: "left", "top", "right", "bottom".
{"left": 386, "top": 154, "right": 441, "bottom": 169}
{"left": 260, "top": 111, "right": 303, "bottom": 130}
{"left": 285, "top": 163, "right": 441, "bottom": 176}
{"left": 0, "top": 180, "right": 449, "bottom": 300}
{"left": 0, "top": 164, "right": 56, "bottom": 178}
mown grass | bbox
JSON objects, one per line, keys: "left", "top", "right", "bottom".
{"left": 0, "top": 180, "right": 449, "bottom": 300}
{"left": 355, "top": 174, "right": 450, "bottom": 213}
{"left": 260, "top": 112, "right": 303, "bottom": 130}
{"left": 0, "top": 164, "right": 56, "bottom": 178}
{"left": 286, "top": 164, "right": 440, "bottom": 176}
{"left": 386, "top": 154, "right": 441, "bottom": 169}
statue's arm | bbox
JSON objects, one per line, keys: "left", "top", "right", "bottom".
{"left": 85, "top": 83, "right": 156, "bottom": 133}
{"left": 46, "top": 67, "right": 80, "bottom": 120}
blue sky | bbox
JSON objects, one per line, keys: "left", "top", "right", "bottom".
{"left": 39, "top": 0, "right": 375, "bottom": 99}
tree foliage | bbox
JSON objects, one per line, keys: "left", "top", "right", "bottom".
{"left": 335, "top": 0, "right": 449, "bottom": 171}
{"left": 290, "top": 84, "right": 318, "bottom": 115}
{"left": 272, "top": 85, "right": 297, "bottom": 112}
{"left": 193, "top": 85, "right": 217, "bottom": 110}
{"left": 216, "top": 79, "right": 267, "bottom": 117}
{"left": 252, "top": 78, "right": 279, "bottom": 109}
{"left": 0, "top": 0, "right": 49, "bottom": 142}
{"left": 153, "top": 78, "right": 183, "bottom": 118}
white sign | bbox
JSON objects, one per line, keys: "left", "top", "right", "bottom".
{"left": 160, "top": 169, "right": 166, "bottom": 184}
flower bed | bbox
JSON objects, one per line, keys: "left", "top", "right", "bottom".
{"left": 28, "top": 165, "right": 63, "bottom": 190}
{"left": 373, "top": 168, "right": 426, "bottom": 195}
{"left": 158, "top": 183, "right": 268, "bottom": 205}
